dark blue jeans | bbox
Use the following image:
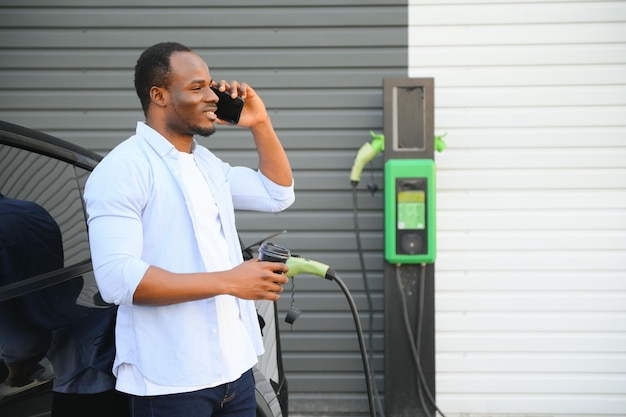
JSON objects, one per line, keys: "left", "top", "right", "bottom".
{"left": 129, "top": 369, "right": 256, "bottom": 417}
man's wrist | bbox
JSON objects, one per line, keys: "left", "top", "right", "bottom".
{"left": 250, "top": 116, "right": 273, "bottom": 136}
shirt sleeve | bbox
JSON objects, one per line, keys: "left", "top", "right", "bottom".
{"left": 84, "top": 153, "right": 150, "bottom": 306}
{"left": 227, "top": 166, "right": 295, "bottom": 212}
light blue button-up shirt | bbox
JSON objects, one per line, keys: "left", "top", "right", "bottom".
{"left": 84, "top": 122, "right": 294, "bottom": 388}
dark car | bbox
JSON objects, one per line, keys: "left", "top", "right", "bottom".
{"left": 0, "top": 120, "right": 288, "bottom": 417}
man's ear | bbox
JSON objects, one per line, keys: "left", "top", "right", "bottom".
{"left": 150, "top": 86, "right": 167, "bottom": 108}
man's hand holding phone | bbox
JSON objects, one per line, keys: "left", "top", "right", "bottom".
{"left": 210, "top": 81, "right": 272, "bottom": 129}
{"left": 210, "top": 85, "right": 244, "bottom": 125}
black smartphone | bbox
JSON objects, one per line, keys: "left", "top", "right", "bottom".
{"left": 210, "top": 86, "right": 244, "bottom": 125}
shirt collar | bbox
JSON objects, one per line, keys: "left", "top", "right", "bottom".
{"left": 136, "top": 122, "right": 199, "bottom": 156}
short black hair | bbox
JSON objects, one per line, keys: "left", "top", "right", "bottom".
{"left": 134, "top": 42, "right": 192, "bottom": 115}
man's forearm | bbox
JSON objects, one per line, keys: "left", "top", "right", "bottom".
{"left": 251, "top": 118, "right": 293, "bottom": 186}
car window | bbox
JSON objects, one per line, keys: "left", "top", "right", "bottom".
{"left": 0, "top": 143, "right": 91, "bottom": 268}
{"left": 0, "top": 142, "right": 117, "bottom": 408}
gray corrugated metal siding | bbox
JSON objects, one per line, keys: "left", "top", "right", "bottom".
{"left": 0, "top": 1, "right": 408, "bottom": 416}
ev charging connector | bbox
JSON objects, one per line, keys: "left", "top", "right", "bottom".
{"left": 257, "top": 240, "right": 378, "bottom": 417}
{"left": 350, "top": 131, "right": 385, "bottom": 186}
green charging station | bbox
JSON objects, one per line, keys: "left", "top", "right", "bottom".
{"left": 384, "top": 158, "right": 436, "bottom": 264}
{"left": 383, "top": 78, "right": 436, "bottom": 417}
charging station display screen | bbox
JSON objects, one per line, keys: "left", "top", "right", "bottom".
{"left": 397, "top": 190, "right": 425, "bottom": 230}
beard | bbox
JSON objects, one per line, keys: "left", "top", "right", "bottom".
{"left": 190, "top": 123, "right": 216, "bottom": 138}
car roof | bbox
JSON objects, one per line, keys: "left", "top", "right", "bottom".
{"left": 0, "top": 120, "right": 102, "bottom": 171}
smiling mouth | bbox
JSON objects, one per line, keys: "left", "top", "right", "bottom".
{"left": 204, "top": 108, "right": 218, "bottom": 120}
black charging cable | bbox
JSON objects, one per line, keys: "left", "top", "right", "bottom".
{"left": 331, "top": 272, "right": 377, "bottom": 417}
{"left": 395, "top": 264, "right": 447, "bottom": 417}
{"left": 278, "top": 260, "right": 379, "bottom": 417}
{"left": 351, "top": 183, "right": 386, "bottom": 417}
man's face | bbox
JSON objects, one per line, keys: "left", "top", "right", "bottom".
{"left": 163, "top": 51, "right": 218, "bottom": 138}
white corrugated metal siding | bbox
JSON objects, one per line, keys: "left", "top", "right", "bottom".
{"left": 409, "top": 0, "right": 626, "bottom": 415}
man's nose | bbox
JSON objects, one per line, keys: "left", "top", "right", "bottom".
{"left": 205, "top": 87, "right": 219, "bottom": 102}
